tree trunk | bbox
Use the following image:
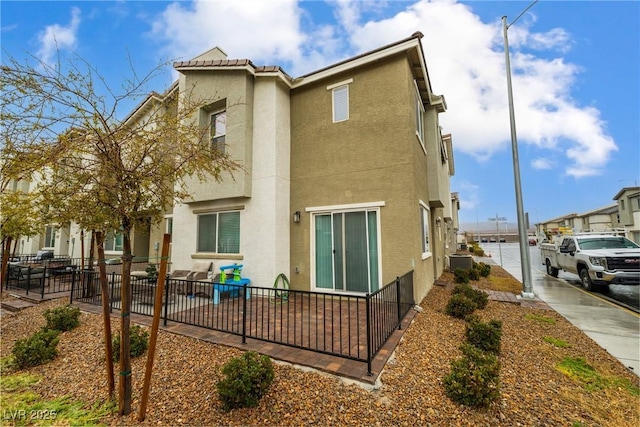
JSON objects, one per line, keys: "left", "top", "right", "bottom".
{"left": 1, "top": 237, "right": 12, "bottom": 296}
{"left": 118, "top": 229, "right": 133, "bottom": 415}
{"left": 95, "top": 231, "right": 115, "bottom": 397}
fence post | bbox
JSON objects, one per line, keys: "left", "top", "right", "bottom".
{"left": 109, "top": 272, "right": 115, "bottom": 312}
{"left": 41, "top": 268, "right": 47, "bottom": 299}
{"left": 396, "top": 276, "right": 402, "bottom": 330}
{"left": 69, "top": 271, "right": 75, "bottom": 304}
{"left": 163, "top": 275, "right": 170, "bottom": 326}
{"left": 365, "top": 292, "right": 372, "bottom": 376}
{"left": 25, "top": 266, "right": 32, "bottom": 295}
{"left": 242, "top": 285, "right": 248, "bottom": 344}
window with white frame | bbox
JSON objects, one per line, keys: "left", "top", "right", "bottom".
{"left": 43, "top": 226, "right": 56, "bottom": 248}
{"left": 197, "top": 211, "right": 240, "bottom": 253}
{"left": 210, "top": 110, "right": 226, "bottom": 153}
{"left": 415, "top": 85, "right": 425, "bottom": 148}
{"left": 104, "top": 232, "right": 123, "bottom": 252}
{"left": 165, "top": 217, "right": 173, "bottom": 235}
{"left": 420, "top": 204, "right": 431, "bottom": 257}
{"left": 328, "top": 79, "right": 352, "bottom": 123}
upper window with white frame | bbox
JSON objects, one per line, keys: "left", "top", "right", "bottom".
{"left": 328, "top": 79, "right": 352, "bottom": 123}
{"left": 197, "top": 211, "right": 240, "bottom": 254}
{"left": 415, "top": 84, "right": 425, "bottom": 149}
{"left": 210, "top": 110, "right": 226, "bottom": 153}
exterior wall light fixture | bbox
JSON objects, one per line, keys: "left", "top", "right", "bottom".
{"left": 293, "top": 211, "right": 301, "bottom": 223}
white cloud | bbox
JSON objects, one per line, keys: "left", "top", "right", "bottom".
{"left": 149, "top": 0, "right": 617, "bottom": 178}
{"left": 531, "top": 157, "right": 553, "bottom": 170}
{"left": 454, "top": 180, "right": 480, "bottom": 211}
{"left": 37, "top": 7, "right": 81, "bottom": 66}
{"left": 149, "top": 0, "right": 308, "bottom": 70}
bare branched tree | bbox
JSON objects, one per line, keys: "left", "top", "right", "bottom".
{"left": 1, "top": 50, "right": 240, "bottom": 414}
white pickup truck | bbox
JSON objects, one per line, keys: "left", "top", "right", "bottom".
{"left": 539, "top": 234, "right": 640, "bottom": 290}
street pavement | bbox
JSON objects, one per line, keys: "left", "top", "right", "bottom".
{"left": 479, "top": 242, "right": 640, "bottom": 377}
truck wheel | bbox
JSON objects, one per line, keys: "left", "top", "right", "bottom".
{"left": 546, "top": 260, "right": 559, "bottom": 277}
{"left": 579, "top": 268, "right": 594, "bottom": 291}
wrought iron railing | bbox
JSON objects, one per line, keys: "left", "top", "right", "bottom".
{"left": 70, "top": 271, "right": 415, "bottom": 374}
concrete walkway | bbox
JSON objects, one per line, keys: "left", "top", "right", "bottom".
{"left": 479, "top": 243, "right": 640, "bottom": 377}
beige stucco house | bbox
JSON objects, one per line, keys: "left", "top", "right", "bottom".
{"left": 7, "top": 33, "right": 457, "bottom": 303}
{"left": 162, "top": 33, "right": 455, "bottom": 302}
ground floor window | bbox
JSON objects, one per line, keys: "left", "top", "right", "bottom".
{"left": 43, "top": 226, "right": 56, "bottom": 248}
{"left": 420, "top": 202, "right": 431, "bottom": 258}
{"left": 197, "top": 211, "right": 240, "bottom": 253}
{"left": 312, "top": 207, "right": 381, "bottom": 294}
{"left": 104, "top": 232, "right": 123, "bottom": 252}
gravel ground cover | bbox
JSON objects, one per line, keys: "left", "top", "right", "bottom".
{"left": 1, "top": 266, "right": 639, "bottom": 426}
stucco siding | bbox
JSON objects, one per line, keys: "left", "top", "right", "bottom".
{"left": 290, "top": 55, "right": 434, "bottom": 299}
{"left": 179, "top": 71, "right": 254, "bottom": 202}
{"left": 169, "top": 76, "right": 290, "bottom": 288}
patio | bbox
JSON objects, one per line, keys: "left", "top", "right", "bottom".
{"left": 71, "top": 271, "right": 416, "bottom": 384}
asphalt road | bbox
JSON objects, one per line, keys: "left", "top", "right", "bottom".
{"left": 480, "top": 242, "right": 640, "bottom": 312}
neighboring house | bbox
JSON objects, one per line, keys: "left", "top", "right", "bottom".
{"left": 614, "top": 186, "right": 640, "bottom": 243}
{"left": 575, "top": 204, "right": 617, "bottom": 233}
{"left": 536, "top": 186, "right": 640, "bottom": 245}
{"left": 535, "top": 214, "right": 576, "bottom": 238}
{"left": 4, "top": 33, "right": 458, "bottom": 303}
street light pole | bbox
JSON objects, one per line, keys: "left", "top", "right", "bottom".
{"left": 489, "top": 214, "right": 506, "bottom": 266}
{"left": 502, "top": 3, "right": 537, "bottom": 299}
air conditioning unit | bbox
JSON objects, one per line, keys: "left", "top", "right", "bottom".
{"left": 449, "top": 254, "right": 473, "bottom": 270}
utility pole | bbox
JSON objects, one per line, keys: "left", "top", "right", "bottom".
{"left": 502, "top": 0, "right": 539, "bottom": 299}
{"left": 489, "top": 214, "right": 506, "bottom": 266}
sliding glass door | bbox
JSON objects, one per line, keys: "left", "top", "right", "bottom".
{"left": 314, "top": 210, "right": 379, "bottom": 293}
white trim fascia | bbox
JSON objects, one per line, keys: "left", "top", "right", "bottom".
{"left": 306, "top": 201, "right": 385, "bottom": 213}
{"left": 326, "top": 78, "right": 353, "bottom": 90}
{"left": 174, "top": 65, "right": 293, "bottom": 88}
{"left": 292, "top": 39, "right": 422, "bottom": 89}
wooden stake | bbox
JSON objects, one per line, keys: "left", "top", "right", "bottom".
{"left": 137, "top": 233, "right": 171, "bottom": 421}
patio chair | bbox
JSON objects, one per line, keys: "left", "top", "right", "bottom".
{"left": 171, "top": 261, "right": 212, "bottom": 295}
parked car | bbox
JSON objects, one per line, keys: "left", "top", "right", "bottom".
{"left": 499, "top": 237, "right": 506, "bottom": 243}
{"left": 529, "top": 238, "right": 537, "bottom": 246}
{"left": 490, "top": 237, "right": 497, "bottom": 242}
{"left": 480, "top": 238, "right": 488, "bottom": 243}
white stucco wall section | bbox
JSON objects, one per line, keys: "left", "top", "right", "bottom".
{"left": 243, "top": 79, "right": 291, "bottom": 286}
{"left": 170, "top": 77, "right": 291, "bottom": 287}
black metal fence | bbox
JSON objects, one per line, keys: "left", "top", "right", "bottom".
{"left": 2, "top": 258, "right": 151, "bottom": 299}
{"left": 71, "top": 270, "right": 415, "bottom": 374}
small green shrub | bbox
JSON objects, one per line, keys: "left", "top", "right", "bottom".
{"left": 43, "top": 305, "right": 81, "bottom": 332}
{"left": 467, "top": 268, "right": 480, "bottom": 281}
{"left": 453, "top": 283, "right": 489, "bottom": 309}
{"left": 112, "top": 325, "right": 149, "bottom": 362}
{"left": 12, "top": 329, "right": 60, "bottom": 368}
{"left": 217, "top": 351, "right": 275, "bottom": 411}
{"left": 476, "top": 262, "right": 491, "bottom": 277}
{"left": 452, "top": 284, "right": 489, "bottom": 309}
{"left": 443, "top": 344, "right": 501, "bottom": 407}
{"left": 472, "top": 246, "right": 485, "bottom": 256}
{"left": 466, "top": 318, "right": 502, "bottom": 354}
{"left": 445, "top": 293, "right": 477, "bottom": 319}
{"left": 453, "top": 268, "right": 469, "bottom": 284}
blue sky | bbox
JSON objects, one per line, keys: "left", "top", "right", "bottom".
{"left": 2, "top": 0, "right": 638, "bottom": 231}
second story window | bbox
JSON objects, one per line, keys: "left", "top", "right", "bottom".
{"left": 415, "top": 85, "right": 425, "bottom": 148}
{"left": 328, "top": 79, "right": 352, "bottom": 123}
{"left": 210, "top": 110, "right": 226, "bottom": 153}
